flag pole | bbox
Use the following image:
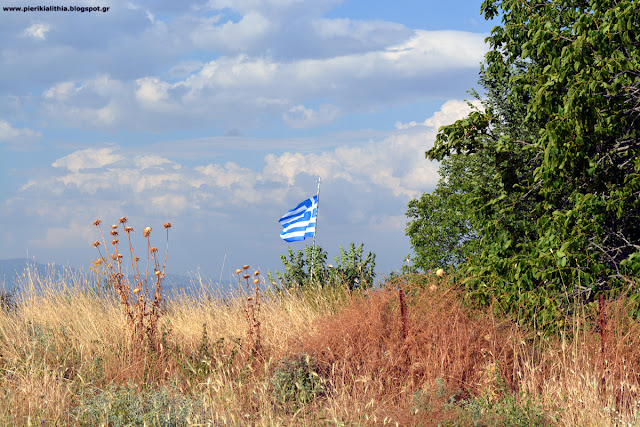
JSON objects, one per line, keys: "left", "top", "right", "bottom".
{"left": 310, "top": 176, "right": 321, "bottom": 286}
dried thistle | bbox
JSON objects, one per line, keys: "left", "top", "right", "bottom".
{"left": 150, "top": 247, "right": 158, "bottom": 253}
{"left": 253, "top": 278, "right": 259, "bottom": 285}
{"left": 119, "top": 216, "right": 128, "bottom": 224}
{"left": 154, "top": 270, "right": 160, "bottom": 276}
{"left": 235, "top": 268, "right": 242, "bottom": 274}
{"left": 163, "top": 222, "right": 172, "bottom": 229}
{"left": 110, "top": 230, "right": 118, "bottom": 236}
{"left": 124, "top": 226, "right": 133, "bottom": 233}
{"left": 253, "top": 270, "right": 260, "bottom": 276}
{"left": 134, "top": 257, "right": 140, "bottom": 262}
{"left": 243, "top": 274, "right": 250, "bottom": 279}
{"left": 111, "top": 254, "right": 117, "bottom": 260}
{"left": 111, "top": 239, "right": 119, "bottom": 245}
{"left": 111, "top": 224, "right": 118, "bottom": 230}
{"left": 93, "top": 240, "right": 100, "bottom": 248}
{"left": 242, "top": 265, "right": 250, "bottom": 270}
{"left": 143, "top": 227, "right": 152, "bottom": 237}
{"left": 117, "top": 253, "right": 123, "bottom": 259}
{"left": 93, "top": 219, "right": 102, "bottom": 227}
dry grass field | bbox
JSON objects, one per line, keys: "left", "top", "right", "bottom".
{"left": 1, "top": 264, "right": 640, "bottom": 426}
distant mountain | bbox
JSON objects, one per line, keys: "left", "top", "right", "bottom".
{"left": 0, "top": 258, "right": 236, "bottom": 299}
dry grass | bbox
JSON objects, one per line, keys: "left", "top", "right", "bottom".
{"left": 0, "top": 267, "right": 639, "bottom": 426}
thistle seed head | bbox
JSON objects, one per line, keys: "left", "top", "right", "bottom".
{"left": 111, "top": 239, "right": 119, "bottom": 245}
{"left": 253, "top": 270, "right": 260, "bottom": 276}
{"left": 253, "top": 278, "right": 259, "bottom": 285}
{"left": 110, "top": 230, "right": 118, "bottom": 236}
{"left": 163, "top": 222, "right": 172, "bottom": 229}
{"left": 143, "top": 227, "right": 152, "bottom": 237}
{"left": 124, "top": 226, "right": 133, "bottom": 233}
{"left": 134, "top": 257, "right": 140, "bottom": 262}
{"left": 111, "top": 254, "right": 117, "bottom": 260}
{"left": 150, "top": 247, "right": 158, "bottom": 253}
{"left": 242, "top": 265, "right": 250, "bottom": 270}
{"left": 93, "top": 240, "right": 100, "bottom": 248}
{"left": 155, "top": 270, "right": 161, "bottom": 276}
{"left": 117, "top": 254, "right": 123, "bottom": 259}
{"left": 242, "top": 274, "right": 250, "bottom": 279}
{"left": 111, "top": 224, "right": 118, "bottom": 230}
{"left": 93, "top": 219, "right": 102, "bottom": 227}
{"left": 235, "top": 268, "right": 242, "bottom": 274}
{"left": 119, "top": 216, "right": 128, "bottom": 224}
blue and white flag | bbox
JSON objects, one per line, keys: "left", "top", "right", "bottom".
{"left": 279, "top": 196, "right": 317, "bottom": 242}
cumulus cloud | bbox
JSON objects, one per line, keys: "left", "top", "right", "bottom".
{"left": 0, "top": 119, "right": 42, "bottom": 148}
{"left": 23, "top": 23, "right": 51, "bottom": 40}
{"left": 395, "top": 99, "right": 484, "bottom": 130}
{"left": 264, "top": 98, "right": 479, "bottom": 197}
{"left": 52, "top": 146, "right": 124, "bottom": 173}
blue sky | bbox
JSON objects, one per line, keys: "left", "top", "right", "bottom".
{"left": 0, "top": 0, "right": 494, "bottom": 282}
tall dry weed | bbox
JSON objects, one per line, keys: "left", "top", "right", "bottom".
{"left": 92, "top": 217, "right": 171, "bottom": 348}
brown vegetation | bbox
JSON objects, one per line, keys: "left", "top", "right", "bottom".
{"left": 0, "top": 267, "right": 639, "bottom": 425}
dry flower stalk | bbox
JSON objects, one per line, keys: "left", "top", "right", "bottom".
{"left": 236, "top": 265, "right": 262, "bottom": 361}
{"left": 92, "top": 217, "right": 171, "bottom": 351}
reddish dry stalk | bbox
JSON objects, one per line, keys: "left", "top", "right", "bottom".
{"left": 599, "top": 292, "right": 607, "bottom": 394}
{"left": 599, "top": 293, "right": 606, "bottom": 355}
{"left": 399, "top": 288, "right": 408, "bottom": 340}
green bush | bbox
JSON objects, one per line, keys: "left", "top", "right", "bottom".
{"left": 268, "top": 243, "right": 376, "bottom": 291}
{"left": 270, "top": 354, "right": 325, "bottom": 408}
{"left": 76, "top": 384, "right": 205, "bottom": 426}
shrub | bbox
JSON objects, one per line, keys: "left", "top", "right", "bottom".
{"left": 76, "top": 384, "right": 204, "bottom": 426}
{"left": 270, "top": 353, "right": 325, "bottom": 408}
{"left": 268, "top": 243, "right": 376, "bottom": 291}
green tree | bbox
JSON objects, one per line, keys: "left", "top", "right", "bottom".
{"left": 411, "top": 0, "right": 640, "bottom": 325}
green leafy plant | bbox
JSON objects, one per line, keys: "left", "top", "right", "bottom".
{"left": 268, "top": 243, "right": 376, "bottom": 291}
{"left": 76, "top": 384, "right": 205, "bottom": 426}
{"left": 270, "top": 353, "right": 325, "bottom": 408}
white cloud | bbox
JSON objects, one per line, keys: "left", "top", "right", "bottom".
{"left": 36, "top": 30, "right": 486, "bottom": 131}
{"left": 52, "top": 146, "right": 124, "bottom": 173}
{"left": 43, "top": 81, "right": 80, "bottom": 100}
{"left": 0, "top": 119, "right": 42, "bottom": 147}
{"left": 135, "top": 77, "right": 172, "bottom": 104}
{"left": 395, "top": 99, "right": 483, "bottom": 129}
{"left": 23, "top": 23, "right": 51, "bottom": 40}
{"left": 282, "top": 104, "right": 341, "bottom": 129}
{"left": 190, "top": 12, "right": 271, "bottom": 51}
{"left": 263, "top": 99, "right": 476, "bottom": 197}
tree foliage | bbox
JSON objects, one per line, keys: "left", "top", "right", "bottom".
{"left": 408, "top": 0, "right": 640, "bottom": 325}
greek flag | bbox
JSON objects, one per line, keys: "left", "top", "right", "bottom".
{"left": 279, "top": 196, "right": 317, "bottom": 242}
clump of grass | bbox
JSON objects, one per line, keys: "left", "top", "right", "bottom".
{"left": 92, "top": 217, "right": 171, "bottom": 348}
